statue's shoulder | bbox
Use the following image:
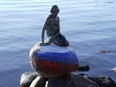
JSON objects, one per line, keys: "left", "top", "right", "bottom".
{"left": 48, "top": 14, "right": 53, "bottom": 18}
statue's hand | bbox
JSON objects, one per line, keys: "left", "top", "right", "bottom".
{"left": 40, "top": 42, "right": 45, "bottom": 46}
{"left": 40, "top": 42, "right": 51, "bottom": 46}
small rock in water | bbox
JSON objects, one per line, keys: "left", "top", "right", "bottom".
{"left": 107, "top": 2, "right": 113, "bottom": 3}
{"left": 100, "top": 50, "right": 111, "bottom": 53}
{"left": 112, "top": 67, "right": 116, "bottom": 73}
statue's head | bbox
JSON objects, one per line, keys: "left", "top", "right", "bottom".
{"left": 50, "top": 5, "right": 60, "bottom": 14}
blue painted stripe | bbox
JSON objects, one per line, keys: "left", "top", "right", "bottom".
{"left": 33, "top": 51, "right": 79, "bottom": 64}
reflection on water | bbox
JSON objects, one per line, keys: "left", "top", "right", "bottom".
{"left": 0, "top": 0, "right": 116, "bottom": 86}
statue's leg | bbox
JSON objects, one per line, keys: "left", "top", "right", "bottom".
{"left": 59, "top": 34, "right": 69, "bottom": 46}
{"left": 43, "top": 37, "right": 53, "bottom": 45}
{"left": 52, "top": 34, "right": 69, "bottom": 47}
{"left": 44, "top": 33, "right": 69, "bottom": 47}
{"left": 44, "top": 36, "right": 61, "bottom": 46}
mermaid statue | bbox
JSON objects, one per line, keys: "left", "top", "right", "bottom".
{"left": 40, "top": 5, "right": 69, "bottom": 47}
{"left": 36, "top": 5, "right": 70, "bottom": 87}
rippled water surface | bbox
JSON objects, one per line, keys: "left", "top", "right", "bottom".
{"left": 0, "top": 0, "right": 116, "bottom": 86}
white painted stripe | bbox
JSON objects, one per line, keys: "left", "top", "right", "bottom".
{"left": 34, "top": 43, "right": 73, "bottom": 53}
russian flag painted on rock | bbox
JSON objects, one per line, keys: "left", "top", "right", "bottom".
{"left": 29, "top": 43, "right": 79, "bottom": 78}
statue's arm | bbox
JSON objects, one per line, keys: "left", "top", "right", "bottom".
{"left": 41, "top": 17, "right": 49, "bottom": 44}
{"left": 55, "top": 17, "right": 60, "bottom": 36}
{"left": 58, "top": 17, "right": 60, "bottom": 32}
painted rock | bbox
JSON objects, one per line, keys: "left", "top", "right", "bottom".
{"left": 29, "top": 43, "right": 79, "bottom": 78}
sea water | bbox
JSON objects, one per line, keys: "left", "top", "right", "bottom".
{"left": 0, "top": 0, "right": 116, "bottom": 86}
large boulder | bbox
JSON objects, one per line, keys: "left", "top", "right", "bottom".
{"left": 29, "top": 43, "right": 79, "bottom": 78}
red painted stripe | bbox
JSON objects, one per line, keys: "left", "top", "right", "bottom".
{"left": 32, "top": 59, "right": 79, "bottom": 77}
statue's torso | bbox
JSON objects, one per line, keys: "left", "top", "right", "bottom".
{"left": 46, "top": 17, "right": 59, "bottom": 37}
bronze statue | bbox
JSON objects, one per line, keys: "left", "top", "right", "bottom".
{"left": 40, "top": 5, "right": 69, "bottom": 47}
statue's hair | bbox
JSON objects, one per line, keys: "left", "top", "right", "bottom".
{"left": 50, "top": 5, "right": 60, "bottom": 13}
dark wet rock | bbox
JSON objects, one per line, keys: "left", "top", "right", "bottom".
{"left": 20, "top": 72, "right": 38, "bottom": 87}
{"left": 20, "top": 72, "right": 99, "bottom": 87}
{"left": 30, "top": 76, "right": 48, "bottom": 87}
{"left": 88, "top": 76, "right": 116, "bottom": 87}
{"left": 78, "top": 65, "right": 90, "bottom": 72}
{"left": 30, "top": 74, "right": 100, "bottom": 87}
{"left": 100, "top": 50, "right": 111, "bottom": 53}
{"left": 107, "top": 2, "right": 113, "bottom": 3}
{"left": 20, "top": 72, "right": 116, "bottom": 87}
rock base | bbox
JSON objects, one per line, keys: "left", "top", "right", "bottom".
{"left": 20, "top": 72, "right": 116, "bottom": 87}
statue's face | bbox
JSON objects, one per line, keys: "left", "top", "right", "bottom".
{"left": 51, "top": 5, "right": 59, "bottom": 15}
